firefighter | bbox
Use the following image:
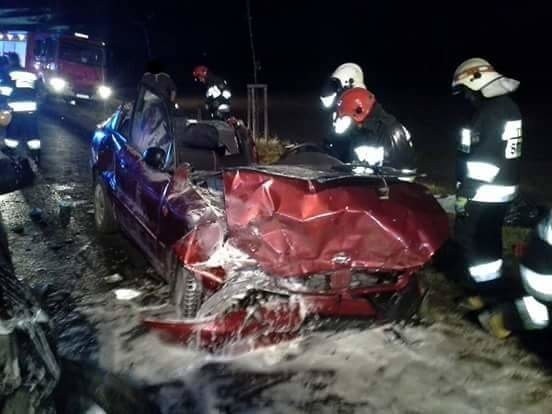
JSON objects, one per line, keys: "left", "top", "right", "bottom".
{"left": 451, "top": 58, "right": 522, "bottom": 301}
{"left": 330, "top": 87, "right": 416, "bottom": 177}
{"left": 320, "top": 62, "right": 366, "bottom": 110}
{"left": 193, "top": 65, "right": 232, "bottom": 120}
{"left": 478, "top": 210, "right": 552, "bottom": 338}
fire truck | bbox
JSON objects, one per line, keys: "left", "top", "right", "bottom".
{"left": 0, "top": 30, "right": 112, "bottom": 102}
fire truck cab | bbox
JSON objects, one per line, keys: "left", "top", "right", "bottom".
{"left": 0, "top": 30, "right": 112, "bottom": 102}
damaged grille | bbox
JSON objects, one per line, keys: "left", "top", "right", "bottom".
{"left": 276, "top": 271, "right": 400, "bottom": 294}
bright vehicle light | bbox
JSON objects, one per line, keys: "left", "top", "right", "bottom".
{"left": 353, "top": 166, "right": 374, "bottom": 175}
{"left": 7, "top": 34, "right": 13, "bottom": 41}
{"left": 8, "top": 101, "right": 37, "bottom": 112}
{"left": 97, "top": 85, "right": 113, "bottom": 100}
{"left": 18, "top": 34, "right": 26, "bottom": 41}
{"left": 321, "top": 93, "right": 337, "bottom": 108}
{"left": 334, "top": 116, "right": 352, "bottom": 135}
{"left": 27, "top": 140, "right": 41, "bottom": 150}
{"left": 74, "top": 32, "right": 89, "bottom": 39}
{"left": 4, "top": 139, "right": 19, "bottom": 148}
{"left": 354, "top": 145, "right": 384, "bottom": 166}
{"left": 0, "top": 86, "right": 13, "bottom": 96}
{"left": 50, "top": 77, "right": 67, "bottom": 93}
{"left": 222, "top": 90, "right": 232, "bottom": 99}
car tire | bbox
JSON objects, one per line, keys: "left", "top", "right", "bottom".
{"left": 94, "top": 178, "right": 117, "bottom": 233}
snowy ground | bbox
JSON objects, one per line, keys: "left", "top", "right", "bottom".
{"left": 1, "top": 100, "right": 552, "bottom": 412}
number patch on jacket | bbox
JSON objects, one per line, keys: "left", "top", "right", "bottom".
{"left": 502, "top": 120, "right": 522, "bottom": 159}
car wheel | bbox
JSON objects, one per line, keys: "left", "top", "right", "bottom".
{"left": 94, "top": 179, "right": 117, "bottom": 233}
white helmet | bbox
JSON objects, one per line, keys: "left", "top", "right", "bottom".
{"left": 332, "top": 63, "right": 366, "bottom": 90}
{"left": 452, "top": 58, "right": 519, "bottom": 98}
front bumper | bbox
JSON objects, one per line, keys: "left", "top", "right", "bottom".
{"left": 142, "top": 272, "right": 423, "bottom": 351}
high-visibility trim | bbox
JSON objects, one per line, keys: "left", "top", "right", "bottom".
{"left": 207, "top": 86, "right": 222, "bottom": 99}
{"left": 466, "top": 161, "right": 500, "bottom": 183}
{"left": 354, "top": 145, "right": 384, "bottom": 166}
{"left": 502, "top": 120, "right": 522, "bottom": 141}
{"left": 8, "top": 101, "right": 37, "bottom": 112}
{"left": 516, "top": 296, "right": 549, "bottom": 330}
{"left": 320, "top": 93, "right": 336, "bottom": 108}
{"left": 469, "top": 259, "right": 503, "bottom": 283}
{"left": 9, "top": 70, "right": 37, "bottom": 88}
{"left": 521, "top": 265, "right": 552, "bottom": 302}
{"left": 472, "top": 184, "right": 518, "bottom": 203}
{"left": 537, "top": 215, "right": 552, "bottom": 246}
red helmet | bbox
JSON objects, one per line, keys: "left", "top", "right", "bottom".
{"left": 336, "top": 87, "right": 376, "bottom": 124}
{"left": 193, "top": 65, "right": 209, "bottom": 82}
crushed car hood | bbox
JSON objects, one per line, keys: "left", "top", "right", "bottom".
{"left": 223, "top": 166, "right": 449, "bottom": 277}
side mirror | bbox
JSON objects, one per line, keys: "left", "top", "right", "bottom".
{"left": 143, "top": 147, "right": 166, "bottom": 170}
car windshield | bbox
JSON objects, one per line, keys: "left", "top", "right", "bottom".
{"left": 59, "top": 40, "right": 105, "bottom": 67}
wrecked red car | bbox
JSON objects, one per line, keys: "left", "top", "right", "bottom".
{"left": 91, "top": 84, "right": 449, "bottom": 350}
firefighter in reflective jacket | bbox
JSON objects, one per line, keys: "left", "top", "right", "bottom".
{"left": 452, "top": 58, "right": 522, "bottom": 293}
{"left": 478, "top": 211, "right": 552, "bottom": 338}
{"left": 193, "top": 65, "right": 232, "bottom": 120}
{"left": 330, "top": 87, "right": 416, "bottom": 179}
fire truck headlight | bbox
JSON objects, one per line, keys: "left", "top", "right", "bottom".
{"left": 98, "top": 85, "right": 113, "bottom": 100}
{"left": 50, "top": 77, "right": 67, "bottom": 93}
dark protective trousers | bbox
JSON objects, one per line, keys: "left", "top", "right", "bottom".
{"left": 453, "top": 201, "right": 511, "bottom": 292}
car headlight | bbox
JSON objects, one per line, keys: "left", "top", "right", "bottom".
{"left": 0, "top": 86, "right": 13, "bottom": 96}
{"left": 50, "top": 77, "right": 67, "bottom": 93}
{"left": 354, "top": 145, "right": 384, "bottom": 166}
{"left": 27, "top": 139, "right": 41, "bottom": 150}
{"left": 4, "top": 138, "right": 19, "bottom": 148}
{"left": 97, "top": 85, "right": 113, "bottom": 100}
{"left": 333, "top": 116, "right": 352, "bottom": 135}
{"left": 320, "top": 93, "right": 337, "bottom": 109}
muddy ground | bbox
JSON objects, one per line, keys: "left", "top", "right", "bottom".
{"left": 1, "top": 98, "right": 552, "bottom": 413}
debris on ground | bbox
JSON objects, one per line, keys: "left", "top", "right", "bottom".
{"left": 11, "top": 224, "right": 24, "bottom": 235}
{"left": 114, "top": 289, "right": 142, "bottom": 301}
{"left": 104, "top": 273, "right": 124, "bottom": 284}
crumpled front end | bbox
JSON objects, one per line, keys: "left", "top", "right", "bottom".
{"left": 143, "top": 166, "right": 449, "bottom": 350}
